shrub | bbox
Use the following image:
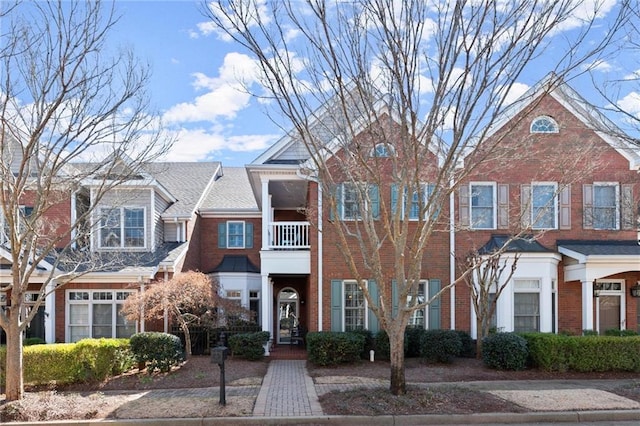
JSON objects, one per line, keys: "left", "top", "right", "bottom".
{"left": 419, "top": 329, "right": 462, "bottom": 364}
{"left": 228, "top": 331, "right": 270, "bottom": 360}
{"left": 582, "top": 329, "right": 598, "bottom": 336}
{"left": 130, "top": 332, "right": 184, "bottom": 372}
{"left": 348, "top": 329, "right": 374, "bottom": 359}
{"left": 373, "top": 330, "right": 390, "bottom": 360}
{"left": 454, "top": 330, "right": 475, "bottom": 358}
{"left": 404, "top": 327, "right": 424, "bottom": 358}
{"left": 0, "top": 339, "right": 134, "bottom": 385}
{"left": 23, "top": 337, "right": 46, "bottom": 346}
{"left": 307, "top": 332, "right": 364, "bottom": 366}
{"left": 604, "top": 329, "right": 638, "bottom": 337}
{"left": 482, "top": 332, "right": 528, "bottom": 370}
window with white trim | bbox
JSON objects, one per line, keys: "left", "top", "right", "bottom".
{"left": 393, "top": 184, "right": 436, "bottom": 221}
{"left": 67, "top": 290, "right": 136, "bottom": 342}
{"left": 408, "top": 281, "right": 427, "bottom": 327}
{"left": 99, "top": 207, "right": 145, "bottom": 248}
{"left": 371, "top": 143, "right": 394, "bottom": 158}
{"left": 249, "top": 291, "right": 260, "bottom": 325}
{"left": 470, "top": 183, "right": 495, "bottom": 229}
{"left": 344, "top": 280, "right": 366, "bottom": 331}
{"left": 530, "top": 116, "right": 558, "bottom": 133}
{"left": 336, "top": 183, "right": 379, "bottom": 221}
{"left": 531, "top": 183, "right": 557, "bottom": 229}
{"left": 218, "top": 221, "right": 253, "bottom": 249}
{"left": 513, "top": 279, "right": 540, "bottom": 333}
{"left": 593, "top": 184, "right": 618, "bottom": 230}
{"left": 1, "top": 206, "right": 34, "bottom": 245}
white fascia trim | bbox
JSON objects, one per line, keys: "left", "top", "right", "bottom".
{"left": 557, "top": 246, "right": 588, "bottom": 263}
{"left": 63, "top": 272, "right": 156, "bottom": 284}
{"left": 199, "top": 210, "right": 262, "bottom": 219}
{"left": 194, "top": 163, "right": 223, "bottom": 212}
{"left": 83, "top": 180, "right": 177, "bottom": 204}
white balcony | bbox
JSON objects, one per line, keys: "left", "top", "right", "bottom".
{"left": 261, "top": 221, "right": 310, "bottom": 274}
{"left": 267, "top": 221, "right": 310, "bottom": 250}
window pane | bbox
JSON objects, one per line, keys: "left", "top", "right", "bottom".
{"left": 343, "top": 184, "right": 361, "bottom": 220}
{"left": 344, "top": 282, "right": 365, "bottom": 331}
{"left": 227, "top": 222, "right": 245, "bottom": 248}
{"left": 593, "top": 186, "right": 617, "bottom": 229}
{"left": 69, "top": 304, "right": 88, "bottom": 324}
{"left": 124, "top": 208, "right": 145, "bottom": 247}
{"left": 514, "top": 293, "right": 539, "bottom": 333}
{"left": 116, "top": 304, "right": 136, "bottom": 338}
{"left": 471, "top": 185, "right": 494, "bottom": 229}
{"left": 93, "top": 304, "right": 113, "bottom": 338}
{"left": 100, "top": 209, "right": 121, "bottom": 247}
{"left": 532, "top": 185, "right": 555, "bottom": 229}
{"left": 408, "top": 282, "right": 425, "bottom": 327}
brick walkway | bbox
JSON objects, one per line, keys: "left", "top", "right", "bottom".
{"left": 252, "top": 360, "right": 323, "bottom": 416}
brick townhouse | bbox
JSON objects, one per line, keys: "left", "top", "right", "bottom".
{"left": 2, "top": 76, "right": 638, "bottom": 348}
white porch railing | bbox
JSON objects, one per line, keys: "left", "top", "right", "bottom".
{"left": 268, "top": 221, "right": 310, "bottom": 250}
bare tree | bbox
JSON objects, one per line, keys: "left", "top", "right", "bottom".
{"left": 0, "top": 1, "right": 172, "bottom": 400}
{"left": 464, "top": 250, "right": 519, "bottom": 358}
{"left": 206, "top": 0, "right": 629, "bottom": 395}
{"left": 121, "top": 271, "right": 249, "bottom": 358}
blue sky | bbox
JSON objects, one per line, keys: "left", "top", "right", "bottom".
{"left": 111, "top": 0, "right": 282, "bottom": 165}
{"left": 109, "top": 0, "right": 639, "bottom": 166}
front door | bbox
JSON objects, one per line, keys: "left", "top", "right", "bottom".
{"left": 277, "top": 288, "right": 298, "bottom": 344}
{"left": 596, "top": 281, "right": 624, "bottom": 333}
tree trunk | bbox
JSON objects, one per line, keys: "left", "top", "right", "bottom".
{"left": 178, "top": 320, "right": 192, "bottom": 357}
{"left": 5, "top": 312, "right": 24, "bottom": 401}
{"left": 476, "top": 317, "right": 484, "bottom": 359}
{"left": 388, "top": 329, "right": 406, "bottom": 395}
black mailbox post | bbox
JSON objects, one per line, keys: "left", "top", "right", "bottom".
{"left": 211, "top": 346, "right": 229, "bottom": 405}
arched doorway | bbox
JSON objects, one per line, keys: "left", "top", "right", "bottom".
{"left": 277, "top": 288, "right": 299, "bottom": 344}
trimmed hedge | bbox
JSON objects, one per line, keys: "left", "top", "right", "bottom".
{"left": 307, "top": 332, "right": 364, "bottom": 366}
{"left": 373, "top": 330, "right": 390, "bottom": 360}
{"left": 521, "top": 333, "right": 640, "bottom": 372}
{"left": 228, "top": 331, "right": 270, "bottom": 360}
{"left": 404, "top": 327, "right": 424, "bottom": 358}
{"left": 130, "top": 332, "right": 185, "bottom": 372}
{"left": 348, "top": 329, "right": 375, "bottom": 360}
{"left": 482, "top": 332, "right": 528, "bottom": 370}
{"left": 420, "top": 329, "right": 462, "bottom": 363}
{"left": 0, "top": 338, "right": 133, "bottom": 386}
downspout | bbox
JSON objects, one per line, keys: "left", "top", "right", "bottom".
{"left": 449, "top": 180, "right": 456, "bottom": 330}
{"left": 163, "top": 267, "right": 169, "bottom": 332}
{"left": 317, "top": 184, "right": 323, "bottom": 331}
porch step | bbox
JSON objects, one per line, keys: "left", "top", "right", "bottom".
{"left": 269, "top": 344, "right": 307, "bottom": 360}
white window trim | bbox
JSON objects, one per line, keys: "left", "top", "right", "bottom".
{"left": 65, "top": 290, "right": 137, "bottom": 342}
{"left": 594, "top": 279, "right": 626, "bottom": 332}
{"left": 400, "top": 184, "right": 435, "bottom": 221}
{"left": 470, "top": 182, "right": 497, "bottom": 230}
{"left": 513, "top": 278, "right": 541, "bottom": 333}
{"left": 98, "top": 206, "right": 147, "bottom": 250}
{"left": 407, "top": 280, "right": 429, "bottom": 328}
{"left": 227, "top": 220, "right": 246, "bottom": 249}
{"left": 342, "top": 280, "right": 368, "bottom": 331}
{"left": 530, "top": 115, "right": 559, "bottom": 134}
{"left": 340, "top": 183, "right": 373, "bottom": 221}
{"left": 531, "top": 182, "right": 558, "bottom": 230}
{"left": 593, "top": 182, "right": 620, "bottom": 230}
{"left": 370, "top": 143, "right": 395, "bottom": 158}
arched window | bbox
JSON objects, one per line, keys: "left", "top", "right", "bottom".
{"left": 371, "top": 143, "right": 394, "bottom": 157}
{"left": 530, "top": 116, "right": 559, "bottom": 133}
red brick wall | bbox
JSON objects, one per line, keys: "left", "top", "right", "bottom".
{"left": 198, "top": 217, "right": 262, "bottom": 273}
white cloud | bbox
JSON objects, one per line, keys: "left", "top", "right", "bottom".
{"left": 503, "top": 82, "right": 530, "bottom": 105}
{"left": 162, "top": 52, "right": 259, "bottom": 124}
{"left": 163, "top": 127, "right": 279, "bottom": 162}
{"left": 617, "top": 91, "right": 640, "bottom": 118}
{"left": 581, "top": 59, "right": 613, "bottom": 73}
{"left": 552, "top": 0, "right": 617, "bottom": 33}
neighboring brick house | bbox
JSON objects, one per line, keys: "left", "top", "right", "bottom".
{"left": 3, "top": 75, "right": 639, "bottom": 347}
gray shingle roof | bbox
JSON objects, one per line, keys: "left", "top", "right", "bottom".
{"left": 478, "top": 235, "right": 553, "bottom": 254}
{"left": 210, "top": 255, "right": 260, "bottom": 273}
{"left": 557, "top": 240, "right": 640, "bottom": 256}
{"left": 201, "top": 166, "right": 259, "bottom": 211}
{"left": 145, "top": 162, "right": 221, "bottom": 217}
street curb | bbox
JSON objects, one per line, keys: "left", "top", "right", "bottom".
{"left": 8, "top": 410, "right": 640, "bottom": 425}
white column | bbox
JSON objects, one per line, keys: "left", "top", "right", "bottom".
{"left": 261, "top": 178, "right": 270, "bottom": 250}
{"left": 582, "top": 280, "right": 594, "bottom": 332}
{"left": 261, "top": 273, "right": 273, "bottom": 355}
{"left": 44, "top": 281, "right": 56, "bottom": 344}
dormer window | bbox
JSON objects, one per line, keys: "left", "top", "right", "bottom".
{"left": 371, "top": 143, "right": 394, "bottom": 157}
{"left": 99, "top": 207, "right": 146, "bottom": 249}
{"left": 530, "top": 116, "right": 559, "bottom": 133}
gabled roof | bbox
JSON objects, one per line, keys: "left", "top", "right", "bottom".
{"left": 144, "top": 162, "right": 222, "bottom": 219}
{"left": 200, "top": 166, "right": 259, "bottom": 215}
{"left": 484, "top": 73, "right": 640, "bottom": 170}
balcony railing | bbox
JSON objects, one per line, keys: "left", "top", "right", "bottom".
{"left": 268, "top": 221, "right": 310, "bottom": 250}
